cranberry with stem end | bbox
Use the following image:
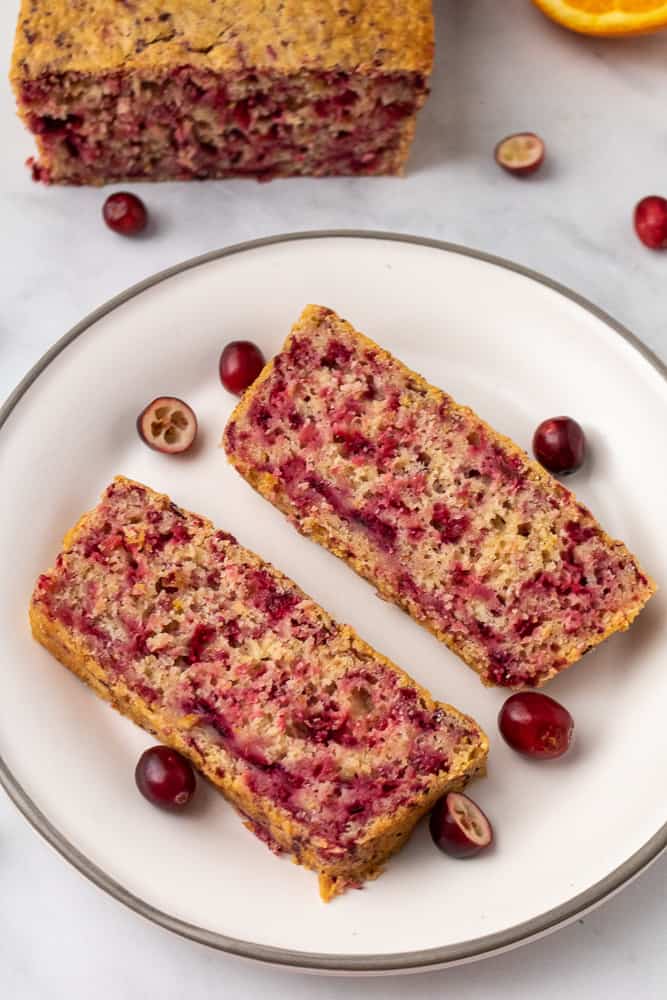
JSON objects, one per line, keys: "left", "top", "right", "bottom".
{"left": 533, "top": 416, "right": 585, "bottom": 475}
{"left": 135, "top": 746, "right": 196, "bottom": 810}
{"left": 634, "top": 196, "right": 667, "bottom": 250}
{"left": 137, "top": 397, "right": 197, "bottom": 454}
{"left": 499, "top": 691, "right": 574, "bottom": 760}
{"left": 103, "top": 192, "right": 148, "bottom": 235}
{"left": 494, "top": 132, "right": 545, "bottom": 176}
{"left": 219, "top": 341, "right": 265, "bottom": 395}
{"left": 429, "top": 791, "right": 493, "bottom": 858}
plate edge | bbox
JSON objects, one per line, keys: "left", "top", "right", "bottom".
{"left": 1, "top": 228, "right": 666, "bottom": 974}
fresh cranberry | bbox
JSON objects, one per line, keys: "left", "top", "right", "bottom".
{"left": 499, "top": 692, "right": 574, "bottom": 759}
{"left": 429, "top": 791, "right": 493, "bottom": 858}
{"left": 533, "top": 416, "right": 585, "bottom": 475}
{"left": 494, "top": 132, "right": 545, "bottom": 176}
{"left": 634, "top": 196, "right": 667, "bottom": 250}
{"left": 137, "top": 397, "right": 197, "bottom": 454}
{"left": 135, "top": 746, "right": 196, "bottom": 809}
{"left": 219, "top": 341, "right": 265, "bottom": 395}
{"left": 102, "top": 192, "right": 148, "bottom": 235}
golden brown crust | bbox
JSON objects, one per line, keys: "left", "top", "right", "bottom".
{"left": 225, "top": 305, "right": 657, "bottom": 689}
{"left": 11, "top": 0, "right": 434, "bottom": 80}
{"left": 30, "top": 476, "right": 487, "bottom": 899}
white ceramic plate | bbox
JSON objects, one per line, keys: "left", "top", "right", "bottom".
{"left": 1, "top": 233, "right": 665, "bottom": 974}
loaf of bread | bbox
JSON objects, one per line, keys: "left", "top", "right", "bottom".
{"left": 224, "top": 305, "right": 655, "bottom": 688}
{"left": 30, "top": 476, "right": 487, "bottom": 899}
{"left": 11, "top": 0, "right": 433, "bottom": 184}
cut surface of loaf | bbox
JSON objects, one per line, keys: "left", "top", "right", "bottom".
{"left": 224, "top": 305, "right": 656, "bottom": 688}
{"left": 11, "top": 0, "right": 433, "bottom": 185}
{"left": 30, "top": 476, "right": 487, "bottom": 899}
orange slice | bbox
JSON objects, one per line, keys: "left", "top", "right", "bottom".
{"left": 531, "top": 0, "right": 667, "bottom": 35}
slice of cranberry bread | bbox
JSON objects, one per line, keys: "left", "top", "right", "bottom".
{"left": 11, "top": 1, "right": 433, "bottom": 185}
{"left": 30, "top": 476, "right": 487, "bottom": 899}
{"left": 224, "top": 305, "right": 656, "bottom": 689}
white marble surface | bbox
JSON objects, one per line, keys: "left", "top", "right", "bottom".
{"left": 1, "top": 0, "right": 666, "bottom": 995}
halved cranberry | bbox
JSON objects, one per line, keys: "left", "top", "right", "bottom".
{"left": 634, "top": 195, "right": 667, "bottom": 250}
{"left": 429, "top": 791, "right": 493, "bottom": 858}
{"left": 499, "top": 691, "right": 574, "bottom": 759}
{"left": 135, "top": 746, "right": 196, "bottom": 810}
{"left": 137, "top": 397, "right": 197, "bottom": 454}
{"left": 219, "top": 341, "right": 265, "bottom": 395}
{"left": 494, "top": 132, "right": 545, "bottom": 176}
{"left": 102, "top": 192, "right": 148, "bottom": 235}
{"left": 533, "top": 416, "right": 585, "bottom": 475}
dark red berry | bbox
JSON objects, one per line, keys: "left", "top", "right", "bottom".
{"left": 135, "top": 745, "right": 196, "bottom": 809}
{"left": 103, "top": 192, "right": 148, "bottom": 235}
{"left": 499, "top": 691, "right": 574, "bottom": 759}
{"left": 429, "top": 791, "right": 493, "bottom": 858}
{"left": 494, "top": 133, "right": 545, "bottom": 176}
{"left": 137, "top": 397, "right": 197, "bottom": 454}
{"left": 634, "top": 195, "right": 667, "bottom": 250}
{"left": 219, "top": 341, "right": 265, "bottom": 395}
{"left": 533, "top": 416, "right": 585, "bottom": 475}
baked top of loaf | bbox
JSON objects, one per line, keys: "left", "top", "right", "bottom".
{"left": 12, "top": 0, "right": 434, "bottom": 79}
{"left": 224, "top": 305, "right": 656, "bottom": 689}
{"left": 31, "top": 476, "right": 486, "bottom": 890}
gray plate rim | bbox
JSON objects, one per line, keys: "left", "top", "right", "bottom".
{"left": 1, "top": 229, "right": 665, "bottom": 974}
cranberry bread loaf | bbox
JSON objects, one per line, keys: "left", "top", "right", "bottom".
{"left": 224, "top": 305, "right": 656, "bottom": 689}
{"left": 30, "top": 476, "right": 487, "bottom": 899}
{"left": 11, "top": 1, "right": 433, "bottom": 185}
